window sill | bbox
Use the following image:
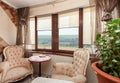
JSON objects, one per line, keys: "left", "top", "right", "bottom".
{"left": 31, "top": 50, "right": 73, "bottom": 57}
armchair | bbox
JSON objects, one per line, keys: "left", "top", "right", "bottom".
{"left": 0, "top": 45, "right": 33, "bottom": 83}
{"left": 52, "top": 48, "right": 90, "bottom": 83}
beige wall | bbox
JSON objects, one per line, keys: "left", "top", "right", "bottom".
{"left": 30, "top": 0, "right": 89, "bottom": 17}
{"left": 0, "top": 7, "right": 16, "bottom": 45}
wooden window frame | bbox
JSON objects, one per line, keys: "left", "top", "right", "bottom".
{"left": 52, "top": 14, "right": 58, "bottom": 52}
{"left": 33, "top": 8, "right": 83, "bottom": 54}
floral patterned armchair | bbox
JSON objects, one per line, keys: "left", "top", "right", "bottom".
{"left": 52, "top": 48, "right": 90, "bottom": 83}
{"left": 0, "top": 45, "right": 33, "bottom": 83}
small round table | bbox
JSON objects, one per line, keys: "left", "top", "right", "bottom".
{"left": 28, "top": 54, "right": 51, "bottom": 76}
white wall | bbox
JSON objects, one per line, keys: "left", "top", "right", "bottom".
{"left": 0, "top": 7, "right": 17, "bottom": 45}
{"left": 30, "top": 0, "right": 89, "bottom": 16}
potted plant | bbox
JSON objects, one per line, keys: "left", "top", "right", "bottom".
{"left": 92, "top": 18, "right": 120, "bottom": 83}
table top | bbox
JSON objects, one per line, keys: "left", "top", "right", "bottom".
{"left": 28, "top": 54, "right": 51, "bottom": 63}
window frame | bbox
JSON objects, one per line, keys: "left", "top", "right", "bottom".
{"left": 31, "top": 8, "right": 83, "bottom": 54}
{"left": 36, "top": 15, "right": 52, "bottom": 50}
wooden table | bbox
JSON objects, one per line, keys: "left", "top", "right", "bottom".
{"left": 28, "top": 54, "right": 51, "bottom": 76}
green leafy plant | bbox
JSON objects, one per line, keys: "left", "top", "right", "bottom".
{"left": 95, "top": 18, "right": 120, "bottom": 78}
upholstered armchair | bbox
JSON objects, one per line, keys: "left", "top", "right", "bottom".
{"left": 0, "top": 45, "right": 33, "bottom": 83}
{"left": 52, "top": 48, "right": 90, "bottom": 83}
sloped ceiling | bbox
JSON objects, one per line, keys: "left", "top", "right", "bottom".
{"left": 2, "top": 0, "right": 65, "bottom": 8}
{"left": 2, "top": 0, "right": 90, "bottom": 9}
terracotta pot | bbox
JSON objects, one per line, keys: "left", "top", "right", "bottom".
{"left": 92, "top": 62, "right": 120, "bottom": 83}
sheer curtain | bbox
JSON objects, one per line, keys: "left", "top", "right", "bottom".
{"left": 89, "top": 0, "right": 120, "bottom": 54}
{"left": 16, "top": 7, "right": 30, "bottom": 48}
{"left": 97, "top": 0, "right": 118, "bottom": 22}
{"left": 117, "top": 0, "right": 120, "bottom": 18}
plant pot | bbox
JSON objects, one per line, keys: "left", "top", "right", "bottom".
{"left": 92, "top": 62, "right": 120, "bottom": 83}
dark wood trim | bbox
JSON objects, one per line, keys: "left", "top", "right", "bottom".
{"left": 31, "top": 50, "right": 73, "bottom": 57}
{"left": 52, "top": 14, "right": 58, "bottom": 52}
{"left": 35, "top": 16, "right": 38, "bottom": 50}
{"left": 79, "top": 8, "right": 83, "bottom": 48}
{"left": 34, "top": 49, "right": 73, "bottom": 54}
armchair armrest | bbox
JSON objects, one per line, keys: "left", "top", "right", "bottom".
{"left": 72, "top": 75, "right": 86, "bottom": 83}
{"left": 53, "top": 63, "right": 74, "bottom": 76}
{"left": 0, "top": 61, "right": 9, "bottom": 72}
{"left": 21, "top": 58, "right": 33, "bottom": 71}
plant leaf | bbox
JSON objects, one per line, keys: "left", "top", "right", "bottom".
{"left": 115, "top": 29, "right": 120, "bottom": 33}
{"left": 113, "top": 71, "right": 119, "bottom": 77}
{"left": 112, "top": 59, "right": 118, "bottom": 63}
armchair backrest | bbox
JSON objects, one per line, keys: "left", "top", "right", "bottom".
{"left": 73, "top": 48, "right": 89, "bottom": 76}
{"left": 3, "top": 45, "right": 27, "bottom": 68}
{"left": 3, "top": 45, "right": 24, "bottom": 61}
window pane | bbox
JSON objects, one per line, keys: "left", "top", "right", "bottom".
{"left": 29, "top": 18, "right": 35, "bottom": 49}
{"left": 59, "top": 28, "right": 78, "bottom": 51}
{"left": 59, "top": 10, "right": 79, "bottom": 51}
{"left": 37, "top": 16, "right": 52, "bottom": 49}
{"left": 37, "top": 16, "right": 51, "bottom": 30}
{"left": 37, "top": 31, "right": 51, "bottom": 49}
{"left": 59, "top": 11, "right": 79, "bottom": 28}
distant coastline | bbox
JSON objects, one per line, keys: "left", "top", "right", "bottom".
{"left": 37, "top": 35, "right": 91, "bottom": 50}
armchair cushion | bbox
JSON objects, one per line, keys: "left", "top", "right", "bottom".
{"left": 5, "top": 67, "right": 32, "bottom": 82}
{"left": 53, "top": 63, "right": 74, "bottom": 76}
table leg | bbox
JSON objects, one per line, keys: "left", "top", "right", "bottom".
{"left": 39, "top": 63, "right": 41, "bottom": 76}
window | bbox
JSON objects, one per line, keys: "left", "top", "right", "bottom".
{"left": 29, "top": 18, "right": 35, "bottom": 49}
{"left": 83, "top": 7, "right": 95, "bottom": 53}
{"left": 58, "top": 11, "right": 79, "bottom": 51}
{"left": 37, "top": 16, "right": 52, "bottom": 49}
{"left": 30, "top": 8, "right": 87, "bottom": 53}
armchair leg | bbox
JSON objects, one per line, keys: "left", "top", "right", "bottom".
{"left": 31, "top": 74, "right": 34, "bottom": 80}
